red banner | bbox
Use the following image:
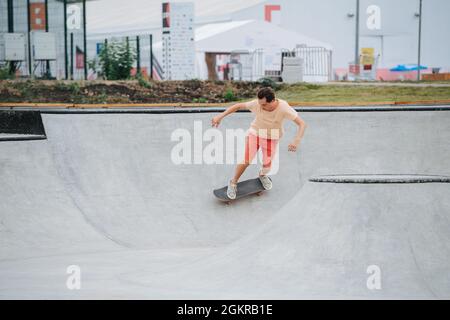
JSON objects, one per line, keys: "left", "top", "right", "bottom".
{"left": 162, "top": 3, "right": 170, "bottom": 28}
{"left": 30, "top": 3, "right": 46, "bottom": 30}
{"left": 76, "top": 46, "right": 84, "bottom": 69}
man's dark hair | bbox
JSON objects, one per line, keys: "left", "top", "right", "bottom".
{"left": 257, "top": 87, "right": 275, "bottom": 103}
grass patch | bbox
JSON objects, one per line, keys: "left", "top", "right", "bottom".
{"left": 275, "top": 83, "right": 450, "bottom": 103}
{"left": 54, "top": 81, "right": 81, "bottom": 94}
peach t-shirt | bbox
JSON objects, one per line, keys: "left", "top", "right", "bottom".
{"left": 244, "top": 98, "right": 298, "bottom": 139}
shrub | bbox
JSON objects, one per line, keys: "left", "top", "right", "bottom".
{"left": 98, "top": 40, "right": 137, "bottom": 80}
{"left": 0, "top": 65, "right": 14, "bottom": 80}
{"left": 137, "top": 75, "right": 152, "bottom": 89}
{"left": 223, "top": 88, "right": 237, "bottom": 102}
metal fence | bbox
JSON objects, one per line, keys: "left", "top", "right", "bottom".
{"left": 228, "top": 49, "right": 264, "bottom": 81}
{"left": 282, "top": 46, "right": 332, "bottom": 82}
{"left": 0, "top": 0, "right": 86, "bottom": 80}
{"left": 88, "top": 35, "right": 161, "bottom": 80}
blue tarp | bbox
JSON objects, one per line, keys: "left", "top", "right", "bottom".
{"left": 390, "top": 64, "right": 428, "bottom": 72}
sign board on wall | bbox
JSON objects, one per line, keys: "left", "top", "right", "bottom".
{"left": 30, "top": 2, "right": 46, "bottom": 31}
{"left": 366, "top": 5, "right": 381, "bottom": 31}
{"left": 67, "top": 4, "right": 81, "bottom": 30}
{"left": 31, "top": 32, "right": 57, "bottom": 60}
{"left": 96, "top": 43, "right": 104, "bottom": 55}
{"left": 360, "top": 47, "right": 375, "bottom": 65}
{"left": 3, "top": 33, "right": 26, "bottom": 61}
{"left": 161, "top": 2, "right": 195, "bottom": 80}
{"left": 264, "top": 5, "right": 281, "bottom": 25}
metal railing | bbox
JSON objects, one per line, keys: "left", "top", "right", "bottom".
{"left": 282, "top": 46, "right": 332, "bottom": 82}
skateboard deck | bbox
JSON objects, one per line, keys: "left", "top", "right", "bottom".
{"left": 213, "top": 177, "right": 271, "bottom": 203}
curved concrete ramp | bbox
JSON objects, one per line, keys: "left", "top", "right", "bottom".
{"left": 126, "top": 182, "right": 450, "bottom": 299}
{"left": 1, "top": 109, "right": 450, "bottom": 298}
{"left": 40, "top": 113, "right": 301, "bottom": 249}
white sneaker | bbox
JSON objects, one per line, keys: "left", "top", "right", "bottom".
{"left": 259, "top": 175, "right": 272, "bottom": 190}
{"left": 227, "top": 180, "right": 237, "bottom": 199}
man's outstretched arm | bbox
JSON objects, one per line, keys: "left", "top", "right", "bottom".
{"left": 288, "top": 116, "right": 307, "bottom": 152}
{"left": 211, "top": 102, "right": 247, "bottom": 127}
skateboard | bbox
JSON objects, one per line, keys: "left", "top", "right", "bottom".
{"left": 213, "top": 177, "right": 271, "bottom": 203}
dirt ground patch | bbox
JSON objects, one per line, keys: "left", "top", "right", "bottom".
{"left": 0, "top": 79, "right": 266, "bottom": 104}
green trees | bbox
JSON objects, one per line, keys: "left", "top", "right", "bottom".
{"left": 98, "top": 39, "right": 137, "bottom": 80}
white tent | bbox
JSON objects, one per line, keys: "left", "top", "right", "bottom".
{"left": 86, "top": 0, "right": 266, "bottom": 38}
{"left": 195, "top": 19, "right": 332, "bottom": 52}
{"left": 193, "top": 19, "right": 333, "bottom": 80}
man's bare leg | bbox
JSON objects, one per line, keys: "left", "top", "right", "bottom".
{"left": 231, "top": 163, "right": 250, "bottom": 184}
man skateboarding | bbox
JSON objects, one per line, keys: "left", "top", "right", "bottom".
{"left": 211, "top": 87, "right": 307, "bottom": 200}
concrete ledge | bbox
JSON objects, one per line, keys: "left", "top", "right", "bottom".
{"left": 0, "top": 133, "right": 47, "bottom": 141}
{"left": 1, "top": 105, "right": 450, "bottom": 114}
{"left": 309, "top": 174, "right": 450, "bottom": 184}
{"left": 1, "top": 99, "right": 450, "bottom": 110}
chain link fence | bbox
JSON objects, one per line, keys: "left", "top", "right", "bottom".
{"left": 0, "top": 0, "right": 88, "bottom": 80}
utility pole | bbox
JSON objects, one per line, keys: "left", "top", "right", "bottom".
{"left": 136, "top": 36, "right": 141, "bottom": 76}
{"left": 417, "top": 0, "right": 423, "bottom": 81}
{"left": 150, "top": 34, "right": 153, "bottom": 79}
{"left": 354, "top": 0, "right": 360, "bottom": 80}
{"left": 70, "top": 33, "right": 74, "bottom": 80}
{"left": 7, "top": 0, "right": 13, "bottom": 32}
{"left": 27, "top": 0, "right": 33, "bottom": 77}
{"left": 64, "top": 0, "right": 68, "bottom": 80}
{"left": 7, "top": 0, "right": 15, "bottom": 76}
{"left": 83, "top": 0, "right": 87, "bottom": 80}
{"left": 45, "top": 0, "right": 50, "bottom": 78}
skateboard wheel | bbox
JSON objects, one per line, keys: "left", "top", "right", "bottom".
{"left": 256, "top": 191, "right": 263, "bottom": 196}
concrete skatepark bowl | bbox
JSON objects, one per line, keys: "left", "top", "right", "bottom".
{"left": 0, "top": 106, "right": 450, "bottom": 299}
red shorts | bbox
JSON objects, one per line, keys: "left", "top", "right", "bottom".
{"left": 244, "top": 133, "right": 279, "bottom": 174}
